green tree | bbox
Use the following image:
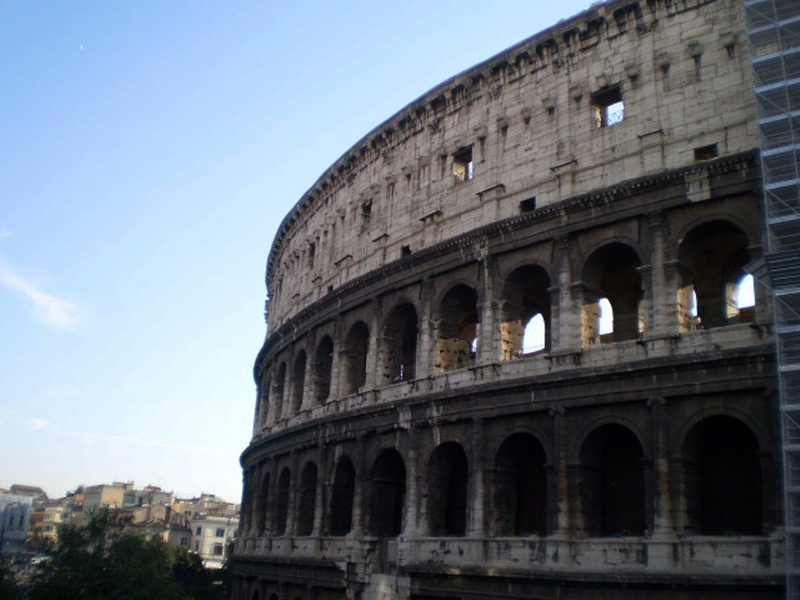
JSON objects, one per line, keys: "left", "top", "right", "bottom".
{"left": 0, "top": 556, "right": 22, "bottom": 600}
{"left": 29, "top": 509, "right": 182, "bottom": 600}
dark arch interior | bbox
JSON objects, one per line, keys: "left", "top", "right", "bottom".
{"left": 579, "top": 424, "right": 645, "bottom": 536}
{"left": 427, "top": 442, "right": 469, "bottom": 536}
{"left": 370, "top": 449, "right": 406, "bottom": 537}
{"left": 493, "top": 433, "right": 548, "bottom": 536}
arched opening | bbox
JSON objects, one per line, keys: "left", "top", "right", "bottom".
{"left": 256, "top": 472, "right": 270, "bottom": 533}
{"left": 729, "top": 272, "right": 756, "bottom": 323}
{"left": 579, "top": 424, "right": 645, "bottom": 536}
{"left": 437, "top": 284, "right": 479, "bottom": 371}
{"left": 291, "top": 351, "right": 306, "bottom": 414}
{"left": 313, "top": 336, "right": 334, "bottom": 403}
{"left": 522, "top": 314, "right": 546, "bottom": 354}
{"left": 274, "top": 467, "right": 291, "bottom": 536}
{"left": 501, "top": 265, "right": 552, "bottom": 359}
{"left": 682, "top": 415, "right": 763, "bottom": 534}
{"left": 259, "top": 376, "right": 270, "bottom": 426}
{"left": 581, "top": 243, "right": 643, "bottom": 344}
{"left": 678, "top": 220, "right": 752, "bottom": 329}
{"left": 273, "top": 362, "right": 286, "bottom": 421}
{"left": 383, "top": 303, "right": 418, "bottom": 383}
{"left": 427, "top": 442, "right": 469, "bottom": 536}
{"left": 343, "top": 322, "right": 369, "bottom": 395}
{"left": 296, "top": 462, "right": 318, "bottom": 536}
{"left": 369, "top": 449, "right": 406, "bottom": 537}
{"left": 493, "top": 433, "right": 548, "bottom": 536}
{"left": 329, "top": 457, "right": 356, "bottom": 536}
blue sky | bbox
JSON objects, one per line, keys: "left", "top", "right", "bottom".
{"left": 0, "top": 1, "right": 594, "bottom": 503}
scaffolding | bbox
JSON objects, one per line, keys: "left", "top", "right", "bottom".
{"left": 745, "top": 0, "right": 800, "bottom": 597}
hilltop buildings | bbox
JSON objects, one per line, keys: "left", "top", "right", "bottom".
{"left": 235, "top": 0, "right": 799, "bottom": 598}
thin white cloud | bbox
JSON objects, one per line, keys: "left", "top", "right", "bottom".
{"left": 29, "top": 418, "right": 51, "bottom": 431}
{"left": 0, "top": 231, "right": 11, "bottom": 241}
{"left": 0, "top": 261, "right": 82, "bottom": 331}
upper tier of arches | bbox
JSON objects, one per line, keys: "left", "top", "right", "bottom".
{"left": 263, "top": 0, "right": 754, "bottom": 332}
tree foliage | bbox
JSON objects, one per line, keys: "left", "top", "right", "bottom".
{"left": 25, "top": 509, "right": 227, "bottom": 600}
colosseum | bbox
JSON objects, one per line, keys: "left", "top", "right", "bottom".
{"left": 233, "top": 0, "right": 794, "bottom": 598}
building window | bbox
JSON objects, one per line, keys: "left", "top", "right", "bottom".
{"left": 215, "top": 528, "right": 225, "bottom": 538}
{"left": 452, "top": 147, "right": 473, "bottom": 181}
{"left": 213, "top": 543, "right": 224, "bottom": 556}
{"left": 592, "top": 86, "right": 624, "bottom": 128}
{"left": 195, "top": 526, "right": 201, "bottom": 536}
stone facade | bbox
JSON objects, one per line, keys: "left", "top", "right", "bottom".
{"left": 233, "top": 0, "right": 784, "bottom": 598}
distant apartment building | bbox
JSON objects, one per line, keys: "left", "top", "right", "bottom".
{"left": 190, "top": 514, "right": 238, "bottom": 569}
{"left": 30, "top": 501, "right": 66, "bottom": 544}
{"left": 0, "top": 493, "right": 33, "bottom": 554}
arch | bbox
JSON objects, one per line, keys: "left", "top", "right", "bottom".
{"left": 578, "top": 423, "right": 645, "bottom": 536}
{"left": 274, "top": 362, "right": 286, "bottom": 421}
{"left": 501, "top": 264, "right": 552, "bottom": 359}
{"left": 678, "top": 220, "right": 752, "bottom": 329}
{"left": 383, "top": 303, "right": 418, "bottom": 383}
{"left": 296, "top": 461, "right": 318, "bottom": 536}
{"left": 492, "top": 433, "right": 548, "bottom": 536}
{"left": 313, "top": 336, "right": 334, "bottom": 403}
{"left": 436, "top": 284, "right": 480, "bottom": 371}
{"left": 427, "top": 442, "right": 469, "bottom": 536}
{"left": 291, "top": 351, "right": 306, "bottom": 414}
{"left": 259, "top": 376, "right": 270, "bottom": 425}
{"left": 581, "top": 242, "right": 643, "bottom": 344}
{"left": 329, "top": 456, "right": 356, "bottom": 536}
{"left": 369, "top": 448, "right": 406, "bottom": 537}
{"left": 274, "top": 467, "right": 291, "bottom": 536}
{"left": 343, "top": 321, "right": 370, "bottom": 394}
{"left": 256, "top": 471, "right": 270, "bottom": 533}
{"left": 682, "top": 415, "right": 762, "bottom": 534}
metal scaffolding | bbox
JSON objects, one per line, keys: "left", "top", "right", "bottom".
{"left": 745, "top": 0, "right": 800, "bottom": 597}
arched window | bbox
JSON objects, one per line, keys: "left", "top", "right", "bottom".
{"left": 579, "top": 424, "right": 645, "bottom": 536}
{"left": 501, "top": 265, "right": 551, "bottom": 359}
{"left": 343, "top": 322, "right": 369, "bottom": 395}
{"left": 581, "top": 243, "right": 643, "bottom": 344}
{"left": 729, "top": 272, "right": 756, "bottom": 323}
{"left": 383, "top": 304, "right": 418, "bottom": 383}
{"left": 678, "top": 220, "right": 752, "bottom": 329}
{"left": 493, "top": 433, "right": 547, "bottom": 536}
{"left": 682, "top": 415, "right": 762, "bottom": 534}
{"left": 296, "top": 462, "right": 318, "bottom": 536}
{"left": 274, "top": 468, "right": 291, "bottom": 536}
{"left": 259, "top": 376, "right": 270, "bottom": 426}
{"left": 313, "top": 336, "right": 334, "bottom": 403}
{"left": 273, "top": 362, "right": 286, "bottom": 421}
{"left": 256, "top": 472, "right": 270, "bottom": 533}
{"left": 437, "top": 284, "right": 479, "bottom": 371}
{"left": 291, "top": 351, "right": 306, "bottom": 414}
{"left": 427, "top": 442, "right": 469, "bottom": 536}
{"left": 329, "top": 457, "right": 356, "bottom": 536}
{"left": 369, "top": 449, "right": 406, "bottom": 537}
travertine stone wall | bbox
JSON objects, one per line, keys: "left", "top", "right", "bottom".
{"left": 265, "top": 0, "right": 753, "bottom": 333}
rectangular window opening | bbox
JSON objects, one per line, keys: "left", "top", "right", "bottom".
{"left": 694, "top": 144, "right": 718, "bottom": 161}
{"left": 592, "top": 86, "right": 624, "bottom": 128}
{"left": 520, "top": 197, "right": 537, "bottom": 213}
{"left": 401, "top": 245, "right": 412, "bottom": 257}
{"left": 453, "top": 147, "right": 474, "bottom": 182}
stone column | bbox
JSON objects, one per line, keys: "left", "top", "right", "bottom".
{"left": 550, "top": 408, "right": 569, "bottom": 536}
{"left": 366, "top": 298, "right": 382, "bottom": 390}
{"left": 313, "top": 449, "right": 325, "bottom": 536}
{"left": 478, "top": 255, "right": 497, "bottom": 364}
{"left": 469, "top": 418, "right": 485, "bottom": 537}
{"left": 404, "top": 428, "right": 419, "bottom": 537}
{"left": 647, "top": 212, "right": 674, "bottom": 337}
{"left": 417, "top": 279, "right": 435, "bottom": 377}
{"left": 554, "top": 237, "right": 580, "bottom": 352}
